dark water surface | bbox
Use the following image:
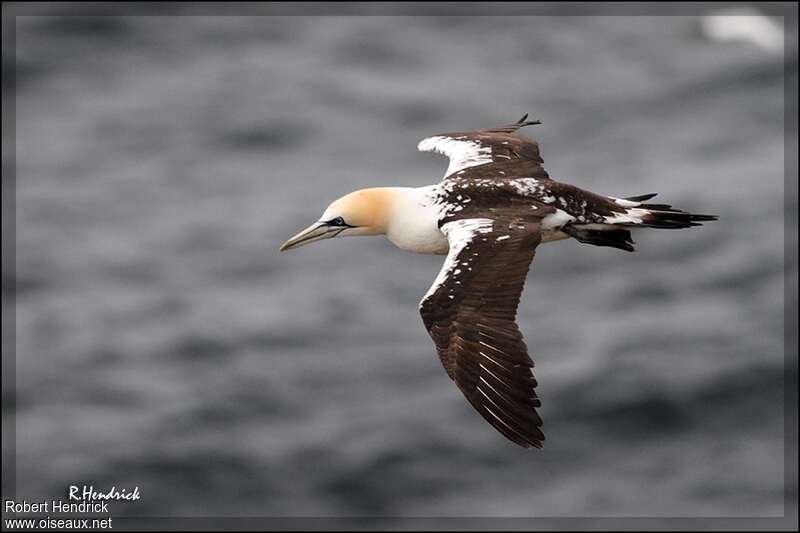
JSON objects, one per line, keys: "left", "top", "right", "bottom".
{"left": 11, "top": 11, "right": 794, "bottom": 518}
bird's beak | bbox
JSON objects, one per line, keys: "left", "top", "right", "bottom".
{"left": 279, "top": 222, "right": 340, "bottom": 252}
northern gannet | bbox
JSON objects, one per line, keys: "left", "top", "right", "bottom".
{"left": 280, "top": 115, "right": 716, "bottom": 448}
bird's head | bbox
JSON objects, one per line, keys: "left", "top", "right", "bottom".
{"left": 279, "top": 188, "right": 395, "bottom": 252}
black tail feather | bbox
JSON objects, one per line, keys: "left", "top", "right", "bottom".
{"left": 623, "top": 194, "right": 718, "bottom": 227}
{"left": 639, "top": 204, "right": 718, "bottom": 229}
{"left": 639, "top": 203, "right": 674, "bottom": 210}
{"left": 623, "top": 193, "right": 659, "bottom": 202}
{"left": 563, "top": 225, "right": 636, "bottom": 252}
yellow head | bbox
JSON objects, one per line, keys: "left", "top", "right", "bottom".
{"left": 279, "top": 188, "right": 398, "bottom": 251}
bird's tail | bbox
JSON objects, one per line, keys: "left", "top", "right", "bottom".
{"left": 619, "top": 193, "right": 719, "bottom": 229}
{"left": 564, "top": 193, "right": 718, "bottom": 253}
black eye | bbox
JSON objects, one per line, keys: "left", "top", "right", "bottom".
{"left": 330, "top": 217, "right": 346, "bottom": 226}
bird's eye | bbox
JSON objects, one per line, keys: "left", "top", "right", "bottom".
{"left": 330, "top": 217, "right": 346, "bottom": 226}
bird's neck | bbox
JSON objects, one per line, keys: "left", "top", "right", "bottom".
{"left": 384, "top": 185, "right": 449, "bottom": 254}
{"left": 346, "top": 186, "right": 446, "bottom": 253}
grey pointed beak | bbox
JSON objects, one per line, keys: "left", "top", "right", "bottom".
{"left": 279, "top": 222, "right": 340, "bottom": 252}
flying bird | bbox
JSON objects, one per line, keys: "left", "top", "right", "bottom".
{"left": 279, "top": 115, "right": 716, "bottom": 448}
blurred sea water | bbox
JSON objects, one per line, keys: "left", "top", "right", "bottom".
{"left": 9, "top": 9, "right": 795, "bottom": 519}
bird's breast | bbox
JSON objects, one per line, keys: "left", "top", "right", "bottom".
{"left": 387, "top": 227, "right": 449, "bottom": 254}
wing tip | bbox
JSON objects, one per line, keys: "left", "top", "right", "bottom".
{"left": 516, "top": 113, "right": 542, "bottom": 127}
{"left": 511, "top": 432, "right": 546, "bottom": 449}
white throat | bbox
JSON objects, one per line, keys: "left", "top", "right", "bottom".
{"left": 385, "top": 186, "right": 449, "bottom": 255}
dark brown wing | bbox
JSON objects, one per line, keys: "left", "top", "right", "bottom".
{"left": 419, "top": 216, "right": 545, "bottom": 448}
{"left": 417, "top": 114, "right": 549, "bottom": 180}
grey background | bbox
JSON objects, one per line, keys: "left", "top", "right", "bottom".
{"left": 8, "top": 7, "right": 795, "bottom": 520}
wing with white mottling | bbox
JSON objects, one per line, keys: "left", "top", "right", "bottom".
{"left": 417, "top": 114, "right": 549, "bottom": 180}
{"left": 419, "top": 216, "right": 545, "bottom": 448}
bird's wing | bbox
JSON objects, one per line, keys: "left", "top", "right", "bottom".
{"left": 417, "top": 114, "right": 549, "bottom": 180}
{"left": 419, "top": 215, "right": 545, "bottom": 448}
